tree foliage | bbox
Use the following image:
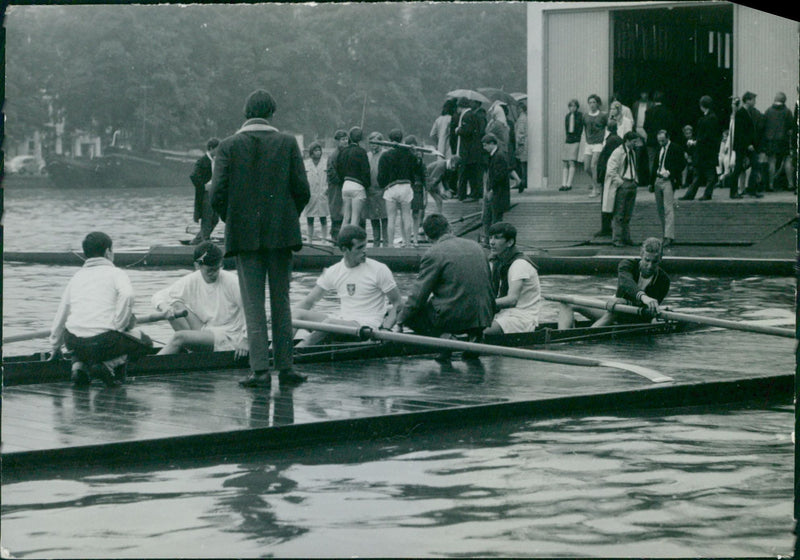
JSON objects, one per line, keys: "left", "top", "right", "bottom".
{"left": 4, "top": 3, "right": 526, "bottom": 149}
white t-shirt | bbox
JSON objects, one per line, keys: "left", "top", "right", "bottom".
{"left": 494, "top": 258, "right": 542, "bottom": 333}
{"left": 316, "top": 258, "right": 397, "bottom": 329}
{"left": 152, "top": 269, "right": 247, "bottom": 351}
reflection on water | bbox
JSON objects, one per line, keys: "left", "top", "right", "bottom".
{"left": 2, "top": 406, "right": 793, "bottom": 558}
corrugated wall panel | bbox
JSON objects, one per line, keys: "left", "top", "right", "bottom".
{"left": 545, "top": 10, "right": 610, "bottom": 189}
{"left": 734, "top": 6, "right": 799, "bottom": 102}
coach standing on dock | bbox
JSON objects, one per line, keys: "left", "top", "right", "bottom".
{"left": 211, "top": 89, "right": 310, "bottom": 389}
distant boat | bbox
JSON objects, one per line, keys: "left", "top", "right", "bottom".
{"left": 45, "top": 145, "right": 197, "bottom": 189}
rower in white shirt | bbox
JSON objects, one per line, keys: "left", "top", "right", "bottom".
{"left": 49, "top": 231, "right": 153, "bottom": 387}
{"left": 152, "top": 242, "right": 248, "bottom": 358}
{"left": 293, "top": 225, "right": 404, "bottom": 346}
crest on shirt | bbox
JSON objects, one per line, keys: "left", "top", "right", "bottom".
{"left": 347, "top": 283, "right": 356, "bottom": 296}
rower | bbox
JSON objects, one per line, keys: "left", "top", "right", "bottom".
{"left": 49, "top": 232, "right": 153, "bottom": 387}
{"left": 558, "top": 237, "right": 670, "bottom": 329}
{"left": 396, "top": 214, "right": 495, "bottom": 361}
{"left": 152, "top": 242, "right": 248, "bottom": 358}
{"left": 483, "top": 222, "right": 542, "bottom": 336}
{"left": 292, "top": 225, "right": 404, "bottom": 346}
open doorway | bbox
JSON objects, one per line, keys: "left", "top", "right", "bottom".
{"left": 611, "top": 3, "right": 734, "bottom": 132}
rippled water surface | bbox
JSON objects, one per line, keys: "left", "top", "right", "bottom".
{"left": 2, "top": 186, "right": 796, "bottom": 557}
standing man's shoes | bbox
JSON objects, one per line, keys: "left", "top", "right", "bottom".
{"left": 278, "top": 369, "right": 307, "bottom": 386}
{"left": 678, "top": 195, "right": 694, "bottom": 200}
{"left": 239, "top": 371, "right": 271, "bottom": 388}
{"left": 698, "top": 195, "right": 712, "bottom": 200}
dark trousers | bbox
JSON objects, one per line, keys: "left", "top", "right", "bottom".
{"left": 402, "top": 300, "right": 483, "bottom": 340}
{"left": 745, "top": 152, "right": 765, "bottom": 194}
{"left": 458, "top": 163, "right": 483, "bottom": 200}
{"left": 682, "top": 164, "right": 717, "bottom": 199}
{"left": 236, "top": 249, "right": 294, "bottom": 372}
{"left": 612, "top": 181, "right": 637, "bottom": 244}
{"left": 482, "top": 196, "right": 504, "bottom": 242}
{"left": 193, "top": 192, "right": 219, "bottom": 242}
{"left": 64, "top": 329, "right": 152, "bottom": 365}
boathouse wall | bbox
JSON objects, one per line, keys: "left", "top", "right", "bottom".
{"left": 527, "top": 1, "right": 799, "bottom": 191}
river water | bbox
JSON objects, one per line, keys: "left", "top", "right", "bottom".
{"left": 1, "top": 185, "right": 797, "bottom": 557}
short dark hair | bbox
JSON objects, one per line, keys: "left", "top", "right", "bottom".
{"left": 442, "top": 98, "right": 457, "bottom": 115}
{"left": 657, "top": 129, "right": 670, "bottom": 139}
{"left": 388, "top": 128, "right": 403, "bottom": 142}
{"left": 568, "top": 99, "right": 580, "bottom": 110}
{"left": 348, "top": 126, "right": 363, "bottom": 143}
{"left": 488, "top": 222, "right": 517, "bottom": 244}
{"left": 334, "top": 129, "right": 348, "bottom": 140}
{"left": 588, "top": 94, "right": 602, "bottom": 106}
{"left": 337, "top": 225, "right": 367, "bottom": 250}
{"left": 307, "top": 141, "right": 323, "bottom": 154}
{"left": 206, "top": 137, "right": 220, "bottom": 151}
{"left": 457, "top": 97, "right": 471, "bottom": 108}
{"left": 606, "top": 121, "right": 618, "bottom": 134}
{"left": 623, "top": 131, "right": 640, "bottom": 142}
{"left": 481, "top": 133, "right": 498, "bottom": 145}
{"left": 422, "top": 214, "right": 451, "bottom": 241}
{"left": 244, "top": 89, "right": 276, "bottom": 119}
{"left": 82, "top": 231, "right": 113, "bottom": 258}
{"left": 403, "top": 135, "right": 418, "bottom": 146}
{"left": 642, "top": 237, "right": 663, "bottom": 256}
{"left": 742, "top": 91, "right": 757, "bottom": 103}
{"left": 699, "top": 95, "right": 713, "bottom": 109}
{"left": 193, "top": 241, "right": 223, "bottom": 266}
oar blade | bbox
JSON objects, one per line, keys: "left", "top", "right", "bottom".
{"left": 599, "top": 360, "right": 673, "bottom": 383}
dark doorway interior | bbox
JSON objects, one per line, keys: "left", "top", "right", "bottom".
{"left": 612, "top": 4, "right": 734, "bottom": 135}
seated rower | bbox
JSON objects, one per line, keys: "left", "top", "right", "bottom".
{"left": 483, "top": 222, "right": 542, "bottom": 336}
{"left": 152, "top": 242, "right": 248, "bottom": 358}
{"left": 396, "top": 214, "right": 495, "bottom": 360}
{"left": 558, "top": 237, "right": 670, "bottom": 329}
{"left": 49, "top": 231, "right": 153, "bottom": 387}
{"left": 293, "top": 225, "right": 404, "bottom": 346}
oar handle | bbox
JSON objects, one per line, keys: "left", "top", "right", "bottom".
{"left": 545, "top": 294, "right": 796, "bottom": 338}
{"left": 3, "top": 309, "right": 187, "bottom": 344}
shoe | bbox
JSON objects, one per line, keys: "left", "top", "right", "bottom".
{"left": 678, "top": 195, "right": 694, "bottom": 201}
{"left": 698, "top": 195, "right": 712, "bottom": 201}
{"left": 662, "top": 238, "right": 673, "bottom": 248}
{"left": 278, "top": 369, "right": 307, "bottom": 386}
{"left": 90, "top": 363, "right": 122, "bottom": 388}
{"left": 71, "top": 362, "right": 91, "bottom": 386}
{"left": 239, "top": 371, "right": 272, "bottom": 388}
{"left": 558, "top": 186, "right": 568, "bottom": 191}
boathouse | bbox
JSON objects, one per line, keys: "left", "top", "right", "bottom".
{"left": 525, "top": 1, "right": 799, "bottom": 190}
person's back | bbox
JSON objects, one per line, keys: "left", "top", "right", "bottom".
{"left": 378, "top": 146, "right": 422, "bottom": 189}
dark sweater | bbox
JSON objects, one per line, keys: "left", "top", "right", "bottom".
{"left": 377, "top": 147, "right": 425, "bottom": 189}
{"left": 335, "top": 143, "right": 371, "bottom": 188}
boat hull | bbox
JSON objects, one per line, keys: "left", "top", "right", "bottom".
{"left": 2, "top": 320, "right": 697, "bottom": 387}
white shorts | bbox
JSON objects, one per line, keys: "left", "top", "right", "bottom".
{"left": 342, "top": 180, "right": 367, "bottom": 201}
{"left": 203, "top": 325, "right": 243, "bottom": 352}
{"left": 383, "top": 182, "right": 414, "bottom": 204}
{"left": 493, "top": 308, "right": 539, "bottom": 334}
{"left": 583, "top": 143, "right": 603, "bottom": 157}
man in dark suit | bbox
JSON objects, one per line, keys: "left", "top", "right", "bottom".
{"left": 650, "top": 129, "right": 685, "bottom": 247}
{"left": 454, "top": 97, "right": 484, "bottom": 201}
{"left": 190, "top": 137, "right": 220, "bottom": 244}
{"left": 595, "top": 122, "right": 624, "bottom": 237}
{"left": 211, "top": 89, "right": 310, "bottom": 388}
{"left": 643, "top": 91, "right": 676, "bottom": 170}
{"left": 680, "top": 95, "right": 721, "bottom": 200}
{"left": 480, "top": 133, "right": 510, "bottom": 243}
{"left": 397, "top": 214, "right": 495, "bottom": 361}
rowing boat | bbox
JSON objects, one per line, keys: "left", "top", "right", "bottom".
{"left": 2, "top": 319, "right": 698, "bottom": 386}
{"left": 4, "top": 245, "right": 793, "bottom": 275}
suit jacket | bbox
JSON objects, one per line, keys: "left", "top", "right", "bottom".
{"left": 190, "top": 154, "right": 212, "bottom": 222}
{"left": 455, "top": 109, "right": 483, "bottom": 164}
{"left": 602, "top": 143, "right": 648, "bottom": 213}
{"left": 650, "top": 141, "right": 686, "bottom": 189}
{"left": 695, "top": 110, "right": 721, "bottom": 168}
{"left": 732, "top": 106, "right": 755, "bottom": 154}
{"left": 485, "top": 148, "right": 510, "bottom": 214}
{"left": 596, "top": 133, "right": 623, "bottom": 185}
{"left": 643, "top": 103, "right": 676, "bottom": 147}
{"left": 210, "top": 119, "right": 310, "bottom": 256}
{"left": 398, "top": 234, "right": 495, "bottom": 332}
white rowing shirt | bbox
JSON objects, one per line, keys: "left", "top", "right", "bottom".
{"left": 316, "top": 258, "right": 397, "bottom": 329}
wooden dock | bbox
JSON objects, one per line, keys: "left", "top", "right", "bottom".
{"left": 2, "top": 352, "right": 791, "bottom": 479}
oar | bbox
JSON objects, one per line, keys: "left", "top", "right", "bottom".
{"left": 545, "top": 294, "right": 796, "bottom": 339}
{"left": 3, "top": 310, "right": 188, "bottom": 344}
{"left": 292, "top": 319, "right": 672, "bottom": 383}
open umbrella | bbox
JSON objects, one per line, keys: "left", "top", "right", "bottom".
{"left": 478, "top": 88, "right": 520, "bottom": 121}
{"left": 446, "top": 89, "right": 491, "bottom": 105}
{"left": 510, "top": 92, "right": 528, "bottom": 102}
